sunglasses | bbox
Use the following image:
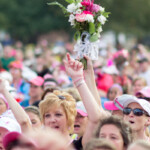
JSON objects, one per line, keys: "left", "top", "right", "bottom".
{"left": 123, "top": 108, "right": 149, "bottom": 116}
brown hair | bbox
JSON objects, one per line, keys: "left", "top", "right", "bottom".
{"left": 39, "top": 90, "right": 77, "bottom": 133}
{"left": 84, "top": 138, "right": 116, "bottom": 150}
{"left": 94, "top": 116, "right": 132, "bottom": 149}
{"left": 25, "top": 106, "right": 41, "bottom": 120}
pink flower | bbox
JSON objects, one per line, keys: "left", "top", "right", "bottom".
{"left": 75, "top": 13, "right": 87, "bottom": 22}
{"left": 81, "top": 0, "right": 94, "bottom": 11}
{"left": 91, "top": 4, "right": 100, "bottom": 12}
{"left": 82, "top": 10, "right": 93, "bottom": 15}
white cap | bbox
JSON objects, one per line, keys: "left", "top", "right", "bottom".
{"left": 114, "top": 94, "right": 150, "bottom": 116}
{"left": 0, "top": 116, "right": 21, "bottom": 133}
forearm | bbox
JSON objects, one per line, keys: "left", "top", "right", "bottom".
{"left": 3, "top": 90, "right": 31, "bottom": 131}
{"left": 84, "top": 71, "right": 101, "bottom": 107}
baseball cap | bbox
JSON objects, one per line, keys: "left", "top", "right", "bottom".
{"left": 0, "top": 116, "right": 21, "bottom": 133}
{"left": 3, "top": 131, "right": 37, "bottom": 149}
{"left": 136, "top": 86, "right": 150, "bottom": 98}
{"left": 104, "top": 101, "right": 119, "bottom": 111}
{"left": 9, "top": 61, "right": 23, "bottom": 69}
{"left": 114, "top": 94, "right": 150, "bottom": 116}
{"left": 76, "top": 101, "right": 87, "bottom": 117}
{"left": 29, "top": 76, "right": 44, "bottom": 86}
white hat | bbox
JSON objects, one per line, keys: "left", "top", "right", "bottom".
{"left": 114, "top": 94, "right": 150, "bottom": 116}
{"left": 0, "top": 116, "right": 21, "bottom": 133}
{"left": 76, "top": 101, "right": 87, "bottom": 117}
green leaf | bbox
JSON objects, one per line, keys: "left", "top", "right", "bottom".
{"left": 65, "top": 0, "right": 75, "bottom": 3}
{"left": 90, "top": 34, "right": 99, "bottom": 42}
{"left": 74, "top": 31, "right": 81, "bottom": 41}
{"left": 89, "top": 22, "right": 95, "bottom": 34}
{"left": 47, "top": 2, "right": 67, "bottom": 14}
{"left": 102, "top": 12, "right": 111, "bottom": 18}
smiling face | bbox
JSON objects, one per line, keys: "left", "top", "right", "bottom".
{"left": 43, "top": 106, "right": 68, "bottom": 134}
{"left": 123, "top": 102, "right": 149, "bottom": 132}
{"left": 74, "top": 112, "right": 88, "bottom": 137}
{"left": 99, "top": 124, "right": 124, "bottom": 150}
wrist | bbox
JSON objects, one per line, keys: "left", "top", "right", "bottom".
{"left": 74, "top": 78, "right": 85, "bottom": 88}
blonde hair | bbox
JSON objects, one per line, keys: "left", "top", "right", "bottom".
{"left": 128, "top": 140, "right": 150, "bottom": 150}
{"left": 132, "top": 77, "right": 147, "bottom": 86}
{"left": 84, "top": 138, "right": 116, "bottom": 150}
{"left": 39, "top": 90, "right": 77, "bottom": 133}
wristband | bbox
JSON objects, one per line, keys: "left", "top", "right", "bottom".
{"left": 73, "top": 77, "right": 84, "bottom": 85}
{"left": 74, "top": 79, "right": 85, "bottom": 88}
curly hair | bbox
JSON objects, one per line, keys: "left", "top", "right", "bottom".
{"left": 39, "top": 90, "right": 77, "bottom": 133}
{"left": 94, "top": 116, "right": 132, "bottom": 149}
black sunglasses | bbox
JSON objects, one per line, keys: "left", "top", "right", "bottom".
{"left": 123, "top": 108, "right": 148, "bottom": 116}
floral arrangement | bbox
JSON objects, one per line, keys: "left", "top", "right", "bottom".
{"left": 48, "top": 0, "right": 110, "bottom": 69}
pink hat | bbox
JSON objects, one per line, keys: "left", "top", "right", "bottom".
{"left": 9, "top": 61, "right": 23, "bottom": 69}
{"left": 104, "top": 101, "right": 119, "bottom": 111}
{"left": 0, "top": 94, "right": 9, "bottom": 109}
{"left": 3, "top": 131, "right": 37, "bottom": 149}
{"left": 76, "top": 101, "right": 88, "bottom": 117}
{"left": 29, "top": 76, "right": 44, "bottom": 86}
{"left": 136, "top": 86, "right": 150, "bottom": 98}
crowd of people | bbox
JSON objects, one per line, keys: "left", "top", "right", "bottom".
{"left": 0, "top": 38, "right": 150, "bottom": 150}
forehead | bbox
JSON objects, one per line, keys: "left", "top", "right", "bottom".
{"left": 100, "top": 124, "right": 120, "bottom": 134}
{"left": 127, "top": 102, "right": 142, "bottom": 109}
{"left": 46, "top": 105, "right": 65, "bottom": 113}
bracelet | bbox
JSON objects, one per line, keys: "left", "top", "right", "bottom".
{"left": 73, "top": 77, "right": 84, "bottom": 85}
{"left": 74, "top": 79, "right": 85, "bottom": 88}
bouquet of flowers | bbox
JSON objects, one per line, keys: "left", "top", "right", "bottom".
{"left": 48, "top": 0, "right": 110, "bottom": 69}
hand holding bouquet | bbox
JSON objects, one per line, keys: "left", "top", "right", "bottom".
{"left": 48, "top": 0, "right": 110, "bottom": 69}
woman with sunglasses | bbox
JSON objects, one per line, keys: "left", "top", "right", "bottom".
{"left": 116, "top": 95, "right": 150, "bottom": 141}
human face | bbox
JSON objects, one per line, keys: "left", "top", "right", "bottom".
{"left": 10, "top": 68, "right": 22, "bottom": 79}
{"left": 123, "top": 102, "right": 149, "bottom": 132}
{"left": 99, "top": 124, "right": 124, "bottom": 150}
{"left": 0, "top": 98, "right": 7, "bottom": 115}
{"left": 108, "top": 87, "right": 122, "bottom": 101}
{"left": 44, "top": 106, "right": 68, "bottom": 134}
{"left": 133, "top": 80, "right": 145, "bottom": 95}
{"left": 29, "top": 84, "right": 43, "bottom": 99}
{"left": 74, "top": 113, "right": 88, "bottom": 137}
{"left": 0, "top": 127, "right": 8, "bottom": 150}
{"left": 26, "top": 112, "right": 42, "bottom": 128}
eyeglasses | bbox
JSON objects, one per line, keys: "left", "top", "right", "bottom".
{"left": 123, "top": 108, "right": 148, "bottom": 116}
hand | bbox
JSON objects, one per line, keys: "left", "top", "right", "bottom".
{"left": 83, "top": 55, "right": 93, "bottom": 75}
{"left": 64, "top": 53, "right": 84, "bottom": 81}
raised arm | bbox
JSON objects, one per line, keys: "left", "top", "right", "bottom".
{"left": 83, "top": 56, "right": 101, "bottom": 107}
{"left": 0, "top": 78, "right": 32, "bottom": 132}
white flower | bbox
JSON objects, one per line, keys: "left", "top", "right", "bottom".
{"left": 69, "top": 14, "right": 75, "bottom": 22}
{"left": 85, "top": 14, "right": 94, "bottom": 23}
{"left": 76, "top": 3, "right": 82, "bottom": 8}
{"left": 76, "top": 9, "right": 82, "bottom": 14}
{"left": 98, "top": 27, "right": 103, "bottom": 33}
{"left": 70, "top": 21, "right": 75, "bottom": 26}
{"left": 99, "top": 6, "right": 105, "bottom": 12}
{"left": 67, "top": 3, "right": 76, "bottom": 13}
{"left": 97, "top": 15, "right": 106, "bottom": 25}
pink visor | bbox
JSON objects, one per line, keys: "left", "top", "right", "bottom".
{"left": 29, "top": 76, "right": 44, "bottom": 86}
{"left": 77, "top": 109, "right": 88, "bottom": 117}
{"left": 104, "top": 101, "right": 119, "bottom": 110}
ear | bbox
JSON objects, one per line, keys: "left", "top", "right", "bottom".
{"left": 145, "top": 116, "right": 150, "bottom": 126}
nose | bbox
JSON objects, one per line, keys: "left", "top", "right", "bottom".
{"left": 128, "top": 110, "right": 134, "bottom": 117}
{"left": 49, "top": 115, "right": 56, "bottom": 123}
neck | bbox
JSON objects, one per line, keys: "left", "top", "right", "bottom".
{"left": 29, "top": 96, "right": 40, "bottom": 105}
{"left": 62, "top": 130, "right": 72, "bottom": 144}
{"left": 132, "top": 129, "right": 148, "bottom": 141}
{"left": 13, "top": 78, "right": 21, "bottom": 87}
